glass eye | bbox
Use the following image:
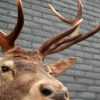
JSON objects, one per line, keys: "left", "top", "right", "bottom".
{"left": 1, "top": 66, "right": 11, "bottom": 73}
{"left": 49, "top": 72, "right": 53, "bottom": 75}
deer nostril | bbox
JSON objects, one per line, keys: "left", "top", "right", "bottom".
{"left": 65, "top": 92, "right": 68, "bottom": 98}
{"left": 63, "top": 87, "right": 69, "bottom": 97}
{"left": 40, "top": 86, "right": 54, "bottom": 97}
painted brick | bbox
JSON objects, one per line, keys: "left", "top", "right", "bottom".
{"left": 77, "top": 92, "right": 96, "bottom": 99}
{"left": 95, "top": 80, "right": 100, "bottom": 85}
{"left": 66, "top": 83, "right": 86, "bottom": 91}
{"left": 87, "top": 86, "right": 100, "bottom": 93}
{"left": 74, "top": 64, "right": 93, "bottom": 71}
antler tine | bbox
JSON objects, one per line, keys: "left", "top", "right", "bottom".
{"left": 35, "top": 19, "right": 83, "bottom": 56}
{"left": 46, "top": 24, "right": 100, "bottom": 55}
{"left": 7, "top": 0, "right": 24, "bottom": 46}
{"left": 0, "top": 31, "right": 10, "bottom": 51}
{"left": 35, "top": 0, "right": 100, "bottom": 57}
{"left": 48, "top": 0, "right": 83, "bottom": 25}
{"left": 48, "top": 34, "right": 81, "bottom": 51}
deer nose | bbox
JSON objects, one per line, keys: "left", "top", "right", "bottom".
{"left": 52, "top": 87, "right": 68, "bottom": 100}
{"left": 40, "top": 85, "right": 68, "bottom": 100}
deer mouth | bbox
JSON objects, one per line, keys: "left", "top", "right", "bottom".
{"left": 51, "top": 95, "right": 67, "bottom": 100}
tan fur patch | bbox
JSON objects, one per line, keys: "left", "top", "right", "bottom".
{"left": 4, "top": 60, "right": 14, "bottom": 69}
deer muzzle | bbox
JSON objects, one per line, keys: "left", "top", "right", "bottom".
{"left": 42, "top": 85, "right": 69, "bottom": 100}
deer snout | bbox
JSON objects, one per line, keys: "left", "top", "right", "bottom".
{"left": 51, "top": 87, "right": 69, "bottom": 100}
{"left": 29, "top": 80, "right": 69, "bottom": 100}
{"left": 40, "top": 85, "right": 69, "bottom": 100}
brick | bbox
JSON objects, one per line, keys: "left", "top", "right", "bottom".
{"left": 85, "top": 59, "right": 100, "bottom": 67}
{"left": 94, "top": 7, "right": 100, "bottom": 13}
{"left": 76, "top": 78, "right": 94, "bottom": 85}
{"left": 93, "top": 54, "right": 100, "bottom": 60}
{"left": 0, "top": 15, "right": 15, "bottom": 23}
{"left": 69, "top": 91, "right": 77, "bottom": 98}
{"left": 66, "top": 83, "right": 86, "bottom": 91}
{"left": 23, "top": 1, "right": 32, "bottom": 9}
{"left": 0, "top": 2, "right": 16, "bottom": 10}
{"left": 84, "top": 4, "right": 94, "bottom": 10}
{"left": 74, "top": 51, "right": 93, "bottom": 59}
{"left": 58, "top": 76, "right": 75, "bottom": 83}
{"left": 42, "top": 25, "right": 60, "bottom": 33}
{"left": 74, "top": 64, "right": 93, "bottom": 71}
{"left": 19, "top": 33, "right": 43, "bottom": 43}
{"left": 24, "top": 0, "right": 41, "bottom": 5}
{"left": 87, "top": 86, "right": 100, "bottom": 93}
{"left": 87, "top": 10, "right": 100, "bottom": 18}
{"left": 42, "top": 13, "right": 60, "bottom": 22}
{"left": 54, "top": 22, "right": 70, "bottom": 29}
{"left": 8, "top": 10, "right": 32, "bottom": 21}
{"left": 77, "top": 92, "right": 96, "bottom": 99}
{"left": 78, "top": 41, "right": 92, "bottom": 47}
{"left": 94, "top": 67, "right": 100, "bottom": 73}
{"left": 33, "top": 17, "right": 53, "bottom": 26}
{"left": 21, "top": 26, "right": 31, "bottom": 34}
{"left": 24, "top": 20, "right": 42, "bottom": 29}
{"left": 32, "top": 4, "right": 51, "bottom": 14}
{"left": 32, "top": 43, "right": 41, "bottom": 49}
{"left": 71, "top": 99, "right": 84, "bottom": 100}
{"left": 60, "top": 49, "right": 75, "bottom": 56}
{"left": 24, "top": 8, "right": 42, "bottom": 17}
{"left": 96, "top": 93, "right": 100, "bottom": 99}
{"left": 83, "top": 13, "right": 95, "bottom": 21}
{"left": 75, "top": 57, "right": 84, "bottom": 64}
{"left": 64, "top": 69, "right": 85, "bottom": 78}
{"left": 70, "top": 45, "right": 82, "bottom": 50}
{"left": 85, "top": 72, "right": 100, "bottom": 80}
{"left": 16, "top": 39, "right": 32, "bottom": 48}
{"left": 32, "top": 28, "right": 52, "bottom": 38}
{"left": 82, "top": 47, "right": 99, "bottom": 54}
{"left": 0, "top": 21, "right": 8, "bottom": 29}
{"left": 95, "top": 80, "right": 100, "bottom": 85}
{"left": 0, "top": 8, "right": 8, "bottom": 15}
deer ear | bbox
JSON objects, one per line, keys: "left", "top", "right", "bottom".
{"left": 48, "top": 57, "right": 77, "bottom": 77}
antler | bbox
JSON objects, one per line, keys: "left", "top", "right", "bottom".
{"left": 48, "top": 0, "right": 83, "bottom": 25}
{"left": 0, "top": 0, "right": 24, "bottom": 52}
{"left": 35, "top": 0, "right": 100, "bottom": 57}
{"left": 46, "top": 24, "right": 100, "bottom": 55}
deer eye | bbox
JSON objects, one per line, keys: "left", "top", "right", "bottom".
{"left": 1, "top": 66, "right": 11, "bottom": 73}
{"left": 49, "top": 72, "right": 53, "bottom": 75}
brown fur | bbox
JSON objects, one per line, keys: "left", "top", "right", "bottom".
{"left": 0, "top": 46, "right": 72, "bottom": 100}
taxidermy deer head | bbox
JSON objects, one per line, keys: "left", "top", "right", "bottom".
{"left": 0, "top": 0, "right": 100, "bottom": 100}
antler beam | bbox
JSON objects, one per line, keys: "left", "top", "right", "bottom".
{"left": 45, "top": 24, "right": 100, "bottom": 55}
{"left": 0, "top": 0, "right": 24, "bottom": 52}
{"left": 48, "top": 0, "right": 83, "bottom": 25}
{"left": 35, "top": 0, "right": 100, "bottom": 57}
{"left": 35, "top": 19, "right": 82, "bottom": 56}
{"left": 7, "top": 0, "right": 24, "bottom": 46}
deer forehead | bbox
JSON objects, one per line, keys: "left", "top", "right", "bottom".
{"left": 0, "top": 59, "right": 53, "bottom": 83}
{"left": 0, "top": 55, "right": 50, "bottom": 73}
{"left": 4, "top": 60, "right": 14, "bottom": 67}
{"left": 0, "top": 60, "right": 15, "bottom": 69}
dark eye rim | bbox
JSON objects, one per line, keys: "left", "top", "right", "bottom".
{"left": 1, "top": 65, "right": 11, "bottom": 73}
{"left": 49, "top": 72, "right": 53, "bottom": 75}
